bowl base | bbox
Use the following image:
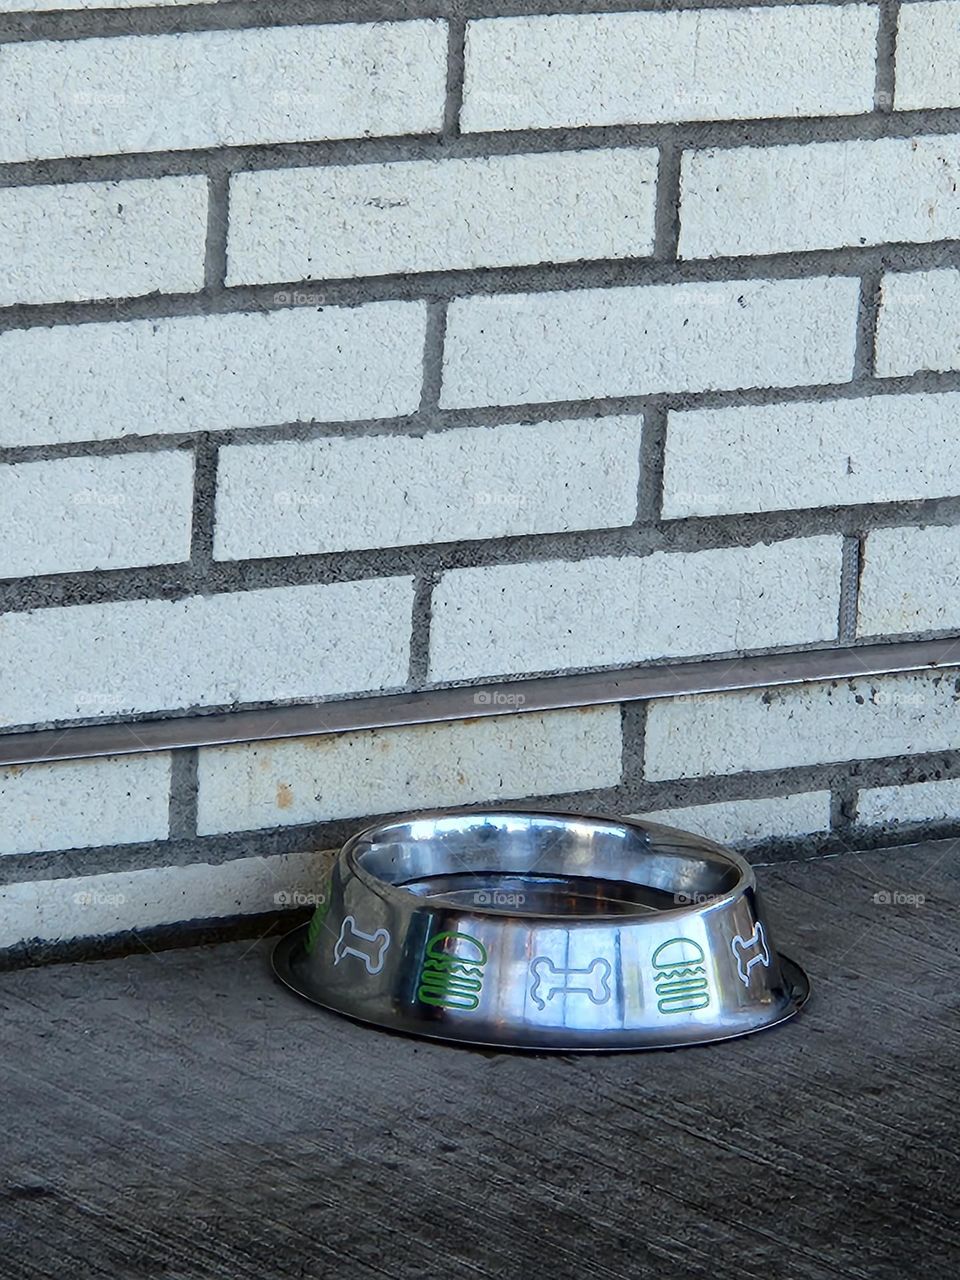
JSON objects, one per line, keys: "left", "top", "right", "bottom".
{"left": 271, "top": 924, "right": 810, "bottom": 1053}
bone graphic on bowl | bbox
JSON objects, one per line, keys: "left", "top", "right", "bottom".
{"left": 333, "top": 915, "right": 391, "bottom": 975}
{"left": 529, "top": 956, "right": 612, "bottom": 1010}
{"left": 730, "top": 921, "right": 771, "bottom": 986}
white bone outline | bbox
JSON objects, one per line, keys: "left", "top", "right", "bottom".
{"left": 529, "top": 955, "right": 613, "bottom": 1010}
{"left": 333, "top": 915, "right": 391, "bottom": 975}
{"left": 730, "top": 921, "right": 771, "bottom": 987}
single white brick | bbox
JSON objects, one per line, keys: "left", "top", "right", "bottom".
{"left": 663, "top": 392, "right": 960, "bottom": 518}
{"left": 857, "top": 777, "right": 960, "bottom": 827}
{"left": 0, "top": 450, "right": 194, "bottom": 578}
{"left": 0, "top": 176, "right": 207, "bottom": 306}
{"left": 858, "top": 525, "right": 960, "bottom": 636}
{"left": 0, "top": 22, "right": 447, "bottom": 163}
{"left": 644, "top": 670, "right": 960, "bottom": 780}
{"left": 0, "top": 578, "right": 413, "bottom": 728}
{"left": 227, "top": 149, "right": 658, "bottom": 285}
{"left": 196, "top": 706, "right": 622, "bottom": 835}
{"left": 895, "top": 1, "right": 960, "bottom": 110}
{"left": 875, "top": 269, "right": 960, "bottom": 377}
{"left": 680, "top": 135, "right": 960, "bottom": 259}
{"left": 430, "top": 536, "right": 843, "bottom": 681}
{"left": 0, "top": 301, "right": 425, "bottom": 449}
{"left": 0, "top": 753, "right": 171, "bottom": 856}
{"left": 461, "top": 6, "right": 877, "bottom": 132}
{"left": 636, "top": 793, "right": 832, "bottom": 847}
{"left": 0, "top": 849, "right": 331, "bottom": 949}
{"left": 213, "top": 417, "right": 641, "bottom": 561}
{"left": 440, "top": 276, "right": 859, "bottom": 409}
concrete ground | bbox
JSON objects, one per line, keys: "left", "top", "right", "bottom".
{"left": 1, "top": 840, "right": 957, "bottom": 1280}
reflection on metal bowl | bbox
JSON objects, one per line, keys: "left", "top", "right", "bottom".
{"left": 272, "top": 809, "right": 809, "bottom": 1051}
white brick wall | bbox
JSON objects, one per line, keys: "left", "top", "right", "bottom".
{"left": 662, "top": 392, "right": 960, "bottom": 518}
{"left": 196, "top": 707, "right": 622, "bottom": 835}
{"left": 0, "top": 579, "right": 413, "bottom": 727}
{"left": 0, "top": 450, "right": 194, "bottom": 578}
{"left": 858, "top": 525, "right": 960, "bottom": 636}
{"left": 644, "top": 671, "right": 960, "bottom": 780}
{"left": 0, "top": 176, "right": 207, "bottom": 306}
{"left": 5, "top": 0, "right": 960, "bottom": 943}
{"left": 0, "top": 22, "right": 447, "bottom": 163}
{"left": 0, "top": 302, "right": 426, "bottom": 448}
{"left": 857, "top": 777, "right": 960, "bottom": 827}
{"left": 213, "top": 417, "right": 641, "bottom": 561}
{"left": 895, "top": 1, "right": 960, "bottom": 110}
{"left": 0, "top": 849, "right": 332, "bottom": 949}
{"left": 0, "top": 754, "right": 171, "bottom": 856}
{"left": 440, "top": 277, "right": 860, "bottom": 408}
{"left": 636, "top": 793, "right": 832, "bottom": 847}
{"left": 430, "top": 536, "right": 843, "bottom": 681}
{"left": 460, "top": 6, "right": 877, "bottom": 132}
{"left": 227, "top": 149, "right": 659, "bottom": 285}
{"left": 875, "top": 269, "right": 960, "bottom": 378}
{"left": 680, "top": 136, "right": 960, "bottom": 259}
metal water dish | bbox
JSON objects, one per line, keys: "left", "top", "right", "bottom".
{"left": 272, "top": 810, "right": 809, "bottom": 1051}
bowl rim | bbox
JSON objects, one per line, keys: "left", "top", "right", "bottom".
{"left": 337, "top": 807, "right": 757, "bottom": 924}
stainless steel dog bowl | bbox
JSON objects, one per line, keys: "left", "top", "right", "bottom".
{"left": 272, "top": 810, "right": 809, "bottom": 1051}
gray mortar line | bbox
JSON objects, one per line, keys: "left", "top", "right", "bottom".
{"left": 636, "top": 405, "right": 668, "bottom": 525}
{"left": 830, "top": 779, "right": 860, "bottom": 836}
{"left": 653, "top": 138, "right": 682, "bottom": 262}
{"left": 203, "top": 166, "right": 230, "bottom": 294}
{"left": 853, "top": 268, "right": 883, "bottom": 380}
{"left": 189, "top": 434, "right": 219, "bottom": 573}
{"left": 419, "top": 298, "right": 448, "bottom": 416}
{"left": 5, "top": 743, "right": 960, "bottom": 889}
{"left": 838, "top": 534, "right": 864, "bottom": 644}
{"left": 5, "top": 104, "right": 960, "bottom": 193}
{"left": 3, "top": 236, "right": 959, "bottom": 336}
{"left": 403, "top": 301, "right": 449, "bottom": 686}
{"left": 875, "top": 1, "right": 900, "bottom": 114}
{"left": 4, "top": 494, "right": 960, "bottom": 616}
{"left": 5, "top": 370, "right": 960, "bottom": 468}
{"left": 619, "top": 701, "right": 648, "bottom": 792}
{"left": 167, "top": 748, "right": 199, "bottom": 841}
{"left": 408, "top": 571, "right": 439, "bottom": 687}
{"left": 443, "top": 17, "right": 467, "bottom": 141}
